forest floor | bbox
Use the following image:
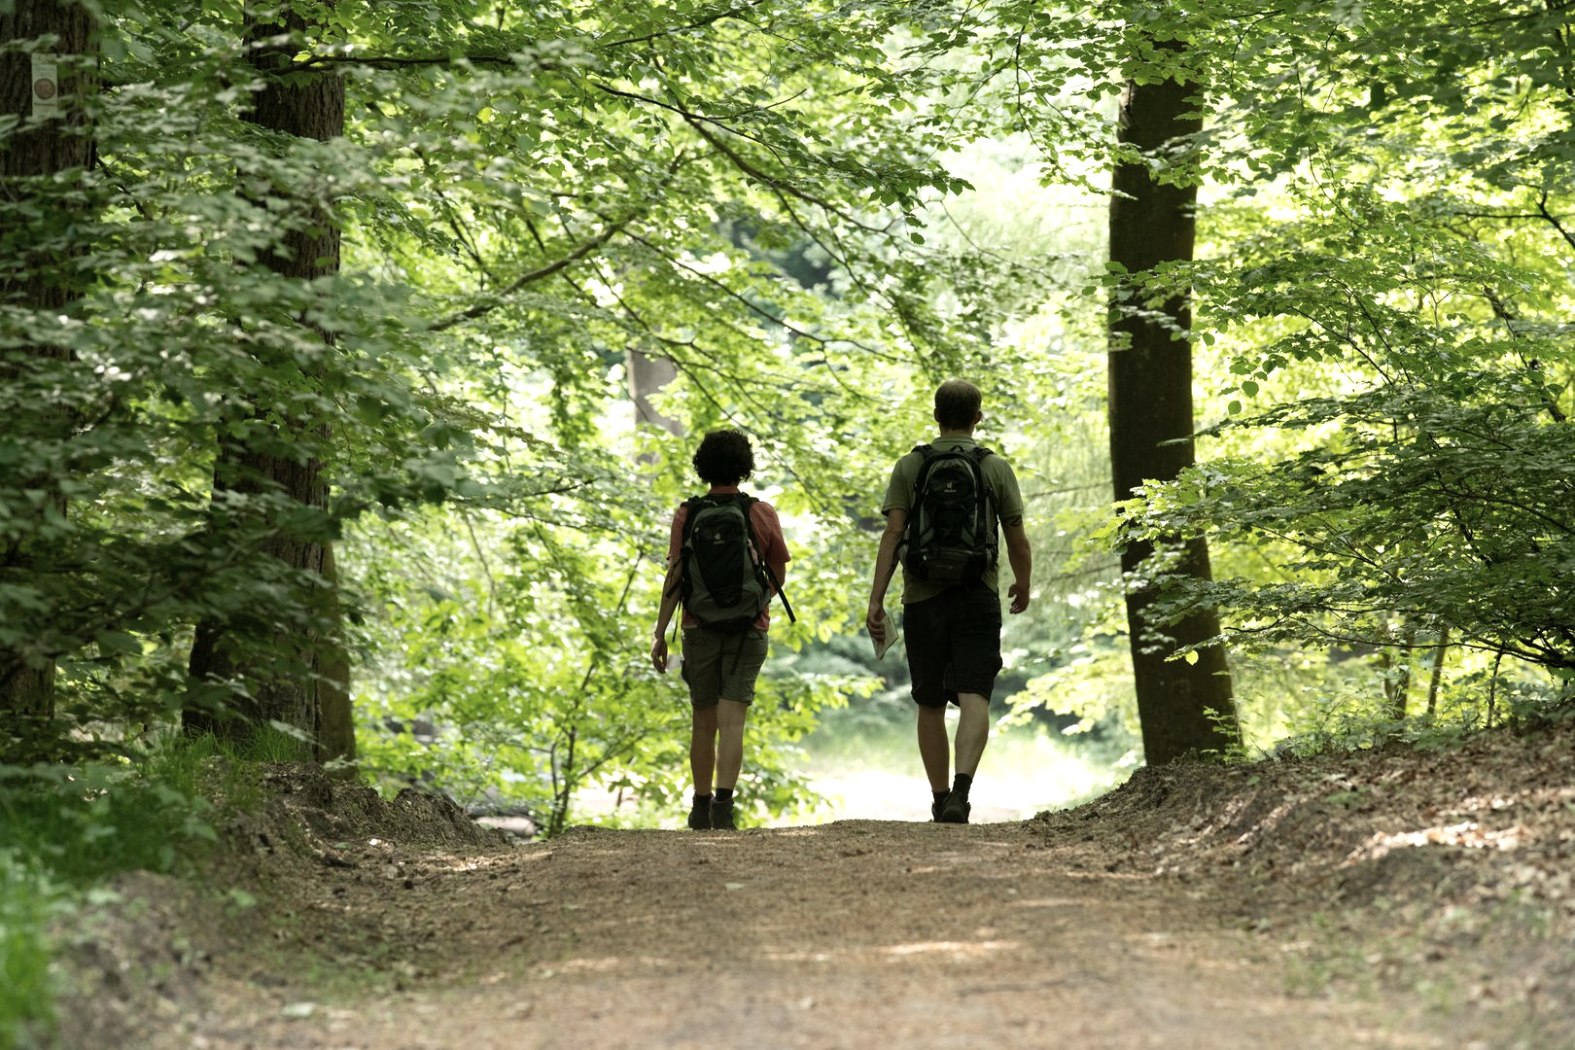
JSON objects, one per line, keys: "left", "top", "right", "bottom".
{"left": 54, "top": 716, "right": 1575, "bottom": 1050}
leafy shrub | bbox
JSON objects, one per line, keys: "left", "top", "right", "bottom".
{"left": 0, "top": 851, "right": 64, "bottom": 1049}
{"left": 0, "top": 739, "right": 226, "bottom": 1047}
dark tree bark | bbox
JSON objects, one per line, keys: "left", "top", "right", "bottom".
{"left": 1107, "top": 64, "right": 1240, "bottom": 765}
{"left": 185, "top": 2, "right": 351, "bottom": 759}
{"left": 0, "top": 2, "right": 95, "bottom": 749}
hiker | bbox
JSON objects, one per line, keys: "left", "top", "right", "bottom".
{"left": 866, "top": 379, "right": 1032, "bottom": 824}
{"left": 651, "top": 428, "right": 791, "bottom": 831}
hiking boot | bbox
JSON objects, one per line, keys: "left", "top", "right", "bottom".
{"left": 687, "top": 798, "right": 712, "bottom": 830}
{"left": 931, "top": 797, "right": 945, "bottom": 823}
{"left": 710, "top": 796, "right": 737, "bottom": 831}
{"left": 939, "top": 792, "right": 970, "bottom": 824}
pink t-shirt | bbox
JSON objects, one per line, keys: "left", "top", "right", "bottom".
{"left": 666, "top": 486, "right": 790, "bottom": 630}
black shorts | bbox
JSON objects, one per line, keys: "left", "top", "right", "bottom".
{"left": 901, "top": 582, "right": 1003, "bottom": 708}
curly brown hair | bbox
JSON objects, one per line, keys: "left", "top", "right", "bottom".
{"left": 692, "top": 428, "right": 755, "bottom": 486}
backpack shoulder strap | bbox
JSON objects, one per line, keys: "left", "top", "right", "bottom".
{"left": 679, "top": 495, "right": 710, "bottom": 543}
{"left": 967, "top": 446, "right": 995, "bottom": 487}
{"left": 734, "top": 493, "right": 760, "bottom": 543}
{"left": 741, "top": 495, "right": 797, "bottom": 625}
{"left": 967, "top": 448, "right": 998, "bottom": 536}
{"left": 911, "top": 444, "right": 949, "bottom": 491}
{"left": 670, "top": 498, "right": 701, "bottom": 605}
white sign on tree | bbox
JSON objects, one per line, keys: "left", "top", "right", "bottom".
{"left": 31, "top": 54, "right": 60, "bottom": 121}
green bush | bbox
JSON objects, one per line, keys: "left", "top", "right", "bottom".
{"left": 0, "top": 737, "right": 229, "bottom": 1048}
{"left": 0, "top": 851, "right": 64, "bottom": 1050}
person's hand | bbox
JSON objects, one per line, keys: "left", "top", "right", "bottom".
{"left": 651, "top": 635, "right": 669, "bottom": 674}
{"left": 866, "top": 605, "right": 888, "bottom": 642}
{"left": 1008, "top": 581, "right": 1031, "bottom": 615}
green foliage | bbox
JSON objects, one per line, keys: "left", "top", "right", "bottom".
{"left": 5, "top": 0, "right": 1037, "bottom": 755}
{"left": 3, "top": 4, "right": 492, "bottom": 749}
{"left": 355, "top": 504, "right": 692, "bottom": 834}
{"left": 0, "top": 851, "right": 64, "bottom": 1050}
{"left": 9, "top": 0, "right": 1574, "bottom": 821}
{"left": 349, "top": 443, "right": 874, "bottom": 831}
{"left": 0, "top": 756, "right": 218, "bottom": 888}
{"left": 1051, "top": 0, "right": 1575, "bottom": 743}
{"left": 0, "top": 733, "right": 233, "bottom": 1049}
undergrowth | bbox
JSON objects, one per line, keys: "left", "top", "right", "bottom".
{"left": 0, "top": 731, "right": 285, "bottom": 1050}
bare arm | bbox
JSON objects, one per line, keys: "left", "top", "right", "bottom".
{"left": 866, "top": 508, "right": 905, "bottom": 640}
{"left": 1002, "top": 521, "right": 1032, "bottom": 615}
{"left": 651, "top": 556, "right": 683, "bottom": 672}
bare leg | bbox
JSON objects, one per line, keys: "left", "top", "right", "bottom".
{"left": 916, "top": 704, "right": 950, "bottom": 792}
{"left": 715, "top": 699, "right": 749, "bottom": 790}
{"left": 690, "top": 705, "right": 718, "bottom": 795}
{"left": 953, "top": 692, "right": 990, "bottom": 777}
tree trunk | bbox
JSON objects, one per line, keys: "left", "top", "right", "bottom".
{"left": 0, "top": 2, "right": 94, "bottom": 750}
{"left": 628, "top": 350, "right": 682, "bottom": 435}
{"left": 1107, "top": 63, "right": 1240, "bottom": 765}
{"left": 184, "top": 3, "right": 348, "bottom": 753}
{"left": 1424, "top": 627, "right": 1449, "bottom": 717}
{"left": 315, "top": 541, "right": 355, "bottom": 765}
{"left": 1382, "top": 622, "right": 1416, "bottom": 723}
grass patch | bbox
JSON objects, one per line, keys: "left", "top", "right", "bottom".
{"left": 0, "top": 852, "right": 65, "bottom": 1049}
{"left": 0, "top": 732, "right": 261, "bottom": 1048}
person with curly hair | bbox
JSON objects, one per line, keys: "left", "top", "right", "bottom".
{"left": 651, "top": 429, "right": 790, "bottom": 831}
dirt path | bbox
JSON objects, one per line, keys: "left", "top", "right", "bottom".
{"left": 161, "top": 821, "right": 1425, "bottom": 1049}
{"left": 70, "top": 721, "right": 1573, "bottom": 1049}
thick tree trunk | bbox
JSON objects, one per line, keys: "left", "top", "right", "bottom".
{"left": 1108, "top": 67, "right": 1240, "bottom": 765}
{"left": 0, "top": 2, "right": 94, "bottom": 749}
{"left": 185, "top": 4, "right": 349, "bottom": 753}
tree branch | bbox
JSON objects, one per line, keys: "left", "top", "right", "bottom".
{"left": 1535, "top": 188, "right": 1575, "bottom": 253}
{"left": 429, "top": 211, "right": 636, "bottom": 332}
{"left": 597, "top": 0, "right": 770, "bottom": 49}
{"left": 293, "top": 52, "right": 522, "bottom": 71}
{"left": 430, "top": 154, "right": 686, "bottom": 332}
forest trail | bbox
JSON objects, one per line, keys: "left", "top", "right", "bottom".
{"left": 171, "top": 821, "right": 1405, "bottom": 1050}
{"left": 76, "top": 720, "right": 1571, "bottom": 1049}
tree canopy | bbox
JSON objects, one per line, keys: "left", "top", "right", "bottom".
{"left": 4, "top": 0, "right": 1572, "bottom": 827}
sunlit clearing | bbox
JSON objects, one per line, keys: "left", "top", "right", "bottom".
{"left": 788, "top": 718, "right": 1125, "bottom": 826}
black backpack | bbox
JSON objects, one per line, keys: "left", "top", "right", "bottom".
{"left": 678, "top": 494, "right": 794, "bottom": 633}
{"left": 901, "top": 444, "right": 997, "bottom": 585}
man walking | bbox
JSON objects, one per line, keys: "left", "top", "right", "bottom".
{"left": 866, "top": 380, "right": 1032, "bottom": 823}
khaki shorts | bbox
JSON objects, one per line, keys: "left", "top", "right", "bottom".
{"left": 681, "top": 627, "right": 769, "bottom": 707}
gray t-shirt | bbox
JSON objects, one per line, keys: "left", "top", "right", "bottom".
{"left": 880, "top": 436, "right": 1025, "bottom": 605}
